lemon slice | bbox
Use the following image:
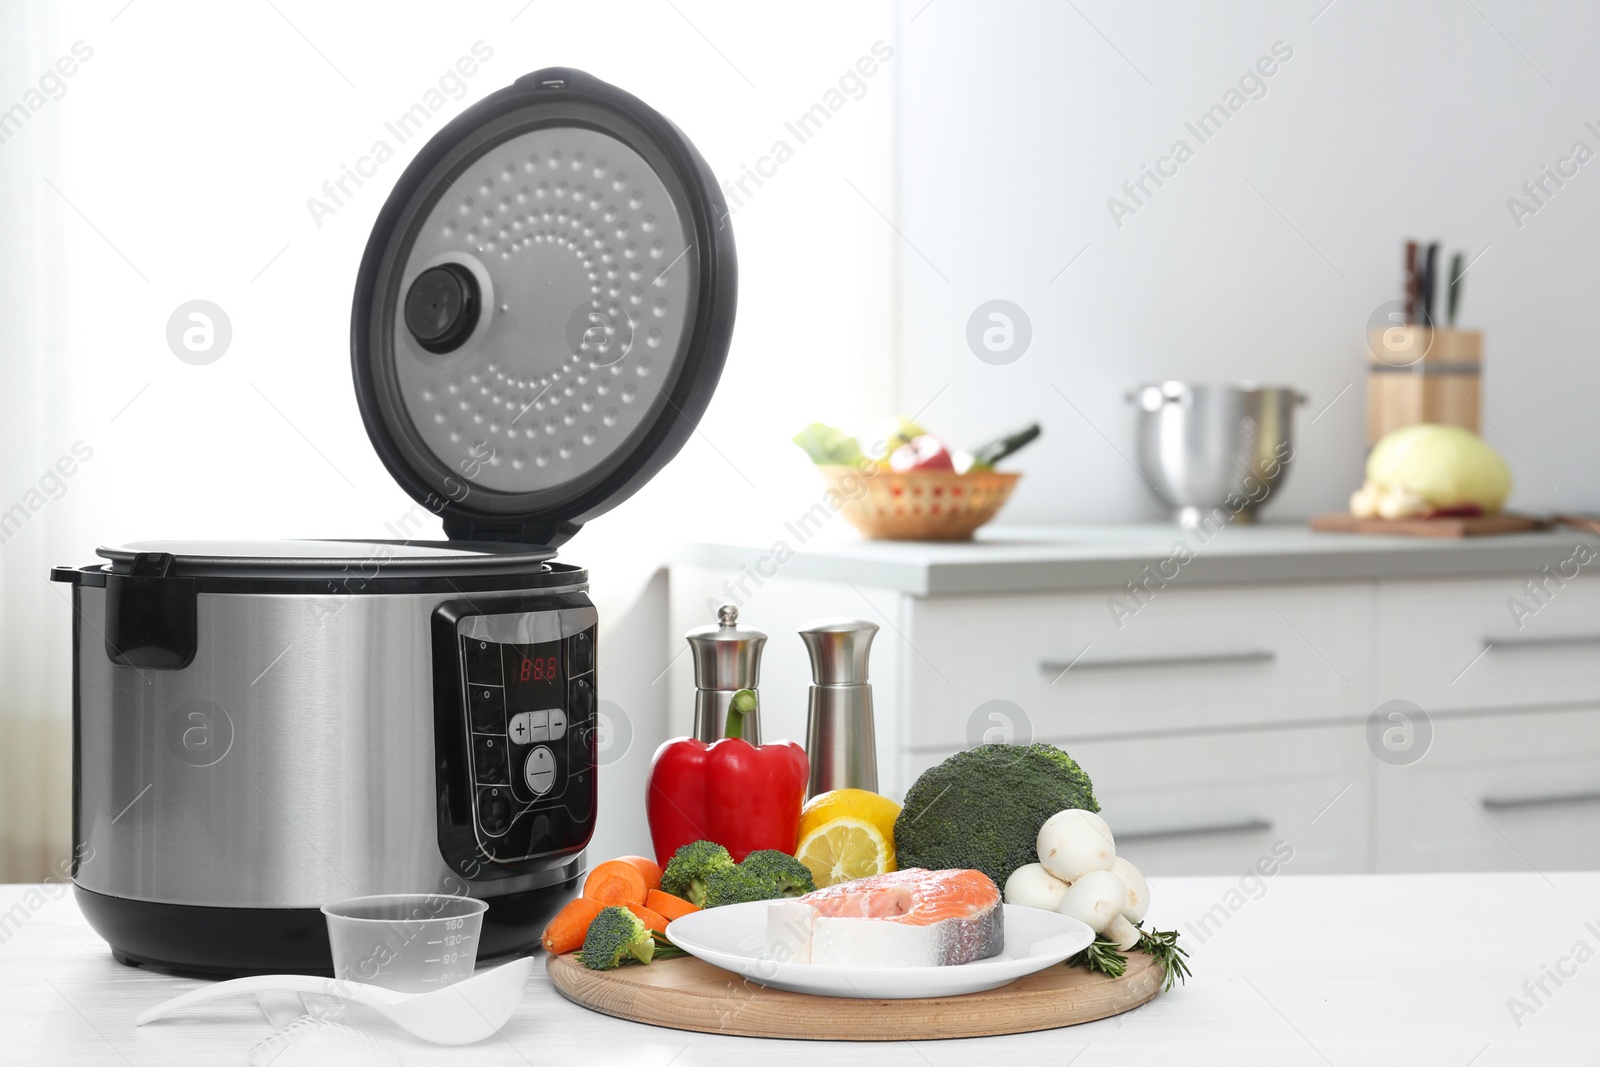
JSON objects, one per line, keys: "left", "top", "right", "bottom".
{"left": 799, "top": 788, "right": 902, "bottom": 844}
{"left": 794, "top": 816, "right": 891, "bottom": 888}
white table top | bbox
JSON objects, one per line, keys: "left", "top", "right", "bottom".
{"left": 4, "top": 874, "right": 1597, "bottom": 1065}
{"left": 673, "top": 522, "right": 1600, "bottom": 595}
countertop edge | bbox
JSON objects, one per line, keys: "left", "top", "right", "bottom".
{"left": 671, "top": 526, "right": 1600, "bottom": 596}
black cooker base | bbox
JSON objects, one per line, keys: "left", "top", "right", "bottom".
{"left": 77, "top": 880, "right": 578, "bottom": 978}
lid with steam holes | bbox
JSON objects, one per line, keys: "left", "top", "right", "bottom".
{"left": 352, "top": 67, "right": 736, "bottom": 549}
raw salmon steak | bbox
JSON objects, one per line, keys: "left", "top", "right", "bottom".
{"left": 765, "top": 868, "right": 1004, "bottom": 967}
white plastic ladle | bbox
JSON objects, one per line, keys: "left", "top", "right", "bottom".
{"left": 135, "top": 956, "right": 532, "bottom": 1046}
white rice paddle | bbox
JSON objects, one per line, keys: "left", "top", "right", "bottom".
{"left": 136, "top": 956, "right": 532, "bottom": 1046}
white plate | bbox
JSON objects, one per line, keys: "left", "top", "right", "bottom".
{"left": 664, "top": 902, "right": 1093, "bottom": 999}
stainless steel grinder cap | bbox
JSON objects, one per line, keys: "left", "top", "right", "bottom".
{"left": 352, "top": 67, "right": 737, "bottom": 547}
{"left": 686, "top": 604, "right": 766, "bottom": 744}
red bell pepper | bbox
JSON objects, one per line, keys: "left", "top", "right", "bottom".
{"left": 646, "top": 689, "right": 809, "bottom": 865}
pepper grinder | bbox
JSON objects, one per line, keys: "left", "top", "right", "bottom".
{"left": 686, "top": 604, "right": 765, "bottom": 744}
{"left": 798, "top": 618, "right": 879, "bottom": 796}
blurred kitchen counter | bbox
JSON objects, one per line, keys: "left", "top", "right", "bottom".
{"left": 672, "top": 522, "right": 1600, "bottom": 596}
{"left": 670, "top": 521, "right": 1600, "bottom": 879}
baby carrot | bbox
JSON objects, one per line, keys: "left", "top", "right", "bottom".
{"left": 541, "top": 896, "right": 606, "bottom": 955}
{"left": 583, "top": 859, "right": 651, "bottom": 906}
{"left": 645, "top": 889, "right": 700, "bottom": 921}
{"left": 625, "top": 902, "right": 670, "bottom": 935}
{"left": 614, "top": 855, "right": 664, "bottom": 893}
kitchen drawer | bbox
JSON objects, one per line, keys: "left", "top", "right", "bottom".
{"left": 1375, "top": 706, "right": 1600, "bottom": 872}
{"left": 901, "top": 723, "right": 1371, "bottom": 876}
{"left": 1375, "top": 574, "right": 1600, "bottom": 712}
{"left": 902, "top": 584, "right": 1373, "bottom": 744}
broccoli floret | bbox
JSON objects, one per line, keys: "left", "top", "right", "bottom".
{"left": 699, "top": 865, "right": 778, "bottom": 908}
{"left": 893, "top": 742, "right": 1099, "bottom": 890}
{"left": 737, "top": 850, "right": 816, "bottom": 897}
{"left": 578, "top": 905, "right": 655, "bottom": 970}
{"left": 660, "top": 840, "right": 736, "bottom": 907}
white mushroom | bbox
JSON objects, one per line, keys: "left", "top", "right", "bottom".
{"left": 1036, "top": 809, "right": 1116, "bottom": 883}
{"left": 1104, "top": 913, "right": 1141, "bottom": 951}
{"left": 1349, "top": 479, "right": 1380, "bottom": 518}
{"left": 1377, "top": 483, "right": 1428, "bottom": 520}
{"left": 1055, "top": 869, "right": 1127, "bottom": 936}
{"left": 1108, "top": 855, "right": 1150, "bottom": 923}
{"left": 1003, "top": 862, "right": 1071, "bottom": 911}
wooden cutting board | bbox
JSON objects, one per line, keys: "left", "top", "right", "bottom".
{"left": 1309, "top": 512, "right": 1548, "bottom": 537}
{"left": 1556, "top": 514, "right": 1600, "bottom": 537}
{"left": 546, "top": 950, "right": 1163, "bottom": 1040}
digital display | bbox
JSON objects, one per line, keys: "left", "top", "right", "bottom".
{"left": 504, "top": 640, "right": 562, "bottom": 710}
{"left": 515, "top": 655, "right": 559, "bottom": 683}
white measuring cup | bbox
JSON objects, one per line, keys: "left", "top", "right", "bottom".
{"left": 321, "top": 893, "right": 487, "bottom": 993}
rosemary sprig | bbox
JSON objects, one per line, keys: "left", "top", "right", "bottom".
{"left": 1136, "top": 926, "right": 1192, "bottom": 992}
{"left": 1064, "top": 927, "right": 1192, "bottom": 991}
{"left": 1066, "top": 936, "right": 1128, "bottom": 978}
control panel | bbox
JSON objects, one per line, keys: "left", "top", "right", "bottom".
{"left": 454, "top": 606, "right": 597, "bottom": 864}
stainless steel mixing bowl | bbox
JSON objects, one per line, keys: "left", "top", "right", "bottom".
{"left": 1130, "top": 382, "right": 1305, "bottom": 527}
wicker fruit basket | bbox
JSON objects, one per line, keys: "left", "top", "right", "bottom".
{"left": 819, "top": 466, "right": 1022, "bottom": 541}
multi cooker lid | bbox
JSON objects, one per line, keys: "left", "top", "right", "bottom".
{"left": 352, "top": 67, "right": 737, "bottom": 548}
{"left": 95, "top": 539, "right": 555, "bottom": 578}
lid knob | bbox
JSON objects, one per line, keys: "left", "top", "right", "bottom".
{"left": 404, "top": 263, "right": 480, "bottom": 354}
{"left": 686, "top": 603, "right": 766, "bottom": 691}
{"left": 798, "top": 618, "right": 878, "bottom": 686}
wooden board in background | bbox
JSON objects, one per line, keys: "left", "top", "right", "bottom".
{"left": 547, "top": 950, "right": 1163, "bottom": 1041}
{"left": 1556, "top": 514, "right": 1600, "bottom": 537}
{"left": 1309, "top": 512, "right": 1547, "bottom": 538}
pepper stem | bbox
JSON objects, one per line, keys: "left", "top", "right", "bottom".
{"left": 725, "top": 688, "right": 758, "bottom": 741}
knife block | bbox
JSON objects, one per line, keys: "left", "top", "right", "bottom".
{"left": 1366, "top": 327, "right": 1482, "bottom": 443}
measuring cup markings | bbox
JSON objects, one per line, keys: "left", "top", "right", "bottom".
{"left": 323, "top": 893, "right": 489, "bottom": 994}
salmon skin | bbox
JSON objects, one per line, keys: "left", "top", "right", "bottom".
{"left": 766, "top": 868, "right": 1004, "bottom": 967}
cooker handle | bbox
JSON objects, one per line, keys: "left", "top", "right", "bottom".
{"left": 103, "top": 552, "right": 198, "bottom": 670}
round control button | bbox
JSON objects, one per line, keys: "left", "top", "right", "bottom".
{"left": 477, "top": 786, "right": 512, "bottom": 837}
{"left": 524, "top": 745, "right": 556, "bottom": 796}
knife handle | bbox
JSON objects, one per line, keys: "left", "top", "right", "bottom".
{"left": 1403, "top": 240, "right": 1419, "bottom": 325}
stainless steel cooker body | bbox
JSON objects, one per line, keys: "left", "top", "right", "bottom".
{"left": 70, "top": 583, "right": 589, "bottom": 910}
{"left": 56, "top": 544, "right": 601, "bottom": 975}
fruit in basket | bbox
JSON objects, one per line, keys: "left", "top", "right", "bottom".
{"left": 791, "top": 422, "right": 865, "bottom": 466}
{"left": 968, "top": 423, "right": 1042, "bottom": 471}
{"left": 866, "top": 416, "right": 928, "bottom": 465}
{"left": 1349, "top": 424, "right": 1511, "bottom": 519}
{"left": 794, "top": 419, "right": 1040, "bottom": 540}
{"left": 889, "top": 434, "right": 956, "bottom": 473}
{"left": 791, "top": 419, "right": 1041, "bottom": 473}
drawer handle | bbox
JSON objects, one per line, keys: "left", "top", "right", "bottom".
{"left": 1115, "top": 818, "right": 1273, "bottom": 843}
{"left": 1484, "top": 634, "right": 1600, "bottom": 651}
{"left": 1040, "top": 650, "right": 1276, "bottom": 675}
{"left": 1481, "top": 789, "right": 1600, "bottom": 812}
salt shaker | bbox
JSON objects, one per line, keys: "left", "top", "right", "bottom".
{"left": 686, "top": 604, "right": 766, "bottom": 744}
{"left": 798, "top": 618, "right": 879, "bottom": 796}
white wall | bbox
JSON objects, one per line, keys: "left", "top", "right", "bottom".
{"left": 2, "top": 0, "right": 897, "bottom": 875}
{"left": 895, "top": 0, "right": 1600, "bottom": 523}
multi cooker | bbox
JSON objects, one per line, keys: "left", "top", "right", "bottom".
{"left": 50, "top": 67, "right": 735, "bottom": 975}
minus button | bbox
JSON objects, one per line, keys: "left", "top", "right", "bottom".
{"left": 508, "top": 710, "right": 548, "bottom": 745}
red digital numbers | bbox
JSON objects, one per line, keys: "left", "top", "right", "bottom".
{"left": 518, "top": 656, "right": 558, "bottom": 683}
